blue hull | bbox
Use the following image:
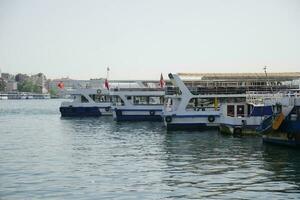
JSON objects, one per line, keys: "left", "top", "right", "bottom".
{"left": 263, "top": 137, "right": 300, "bottom": 147}
{"left": 115, "top": 115, "right": 162, "bottom": 122}
{"left": 166, "top": 123, "right": 217, "bottom": 131}
{"left": 60, "top": 106, "right": 101, "bottom": 117}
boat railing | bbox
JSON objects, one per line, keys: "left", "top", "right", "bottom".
{"left": 165, "top": 87, "right": 181, "bottom": 95}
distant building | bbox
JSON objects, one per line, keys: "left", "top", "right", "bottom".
{"left": 6, "top": 80, "right": 17, "bottom": 92}
{"left": 15, "top": 73, "right": 29, "bottom": 82}
{"left": 30, "top": 73, "right": 48, "bottom": 93}
{"left": 0, "top": 77, "right": 6, "bottom": 91}
{"left": 1, "top": 73, "right": 14, "bottom": 81}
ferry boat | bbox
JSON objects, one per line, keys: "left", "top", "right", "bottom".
{"left": 59, "top": 88, "right": 112, "bottom": 117}
{"left": 110, "top": 87, "right": 165, "bottom": 121}
{"left": 163, "top": 73, "right": 248, "bottom": 130}
{"left": 0, "top": 93, "right": 8, "bottom": 100}
{"left": 259, "top": 93, "right": 300, "bottom": 146}
{"left": 219, "top": 92, "right": 279, "bottom": 136}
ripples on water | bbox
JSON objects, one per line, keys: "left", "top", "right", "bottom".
{"left": 0, "top": 100, "right": 300, "bottom": 199}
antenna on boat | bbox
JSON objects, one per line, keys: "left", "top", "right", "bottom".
{"left": 104, "top": 67, "right": 110, "bottom": 90}
{"left": 106, "top": 67, "right": 110, "bottom": 80}
{"left": 264, "top": 66, "right": 273, "bottom": 93}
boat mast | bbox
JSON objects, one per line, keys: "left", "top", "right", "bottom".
{"left": 264, "top": 66, "right": 273, "bottom": 93}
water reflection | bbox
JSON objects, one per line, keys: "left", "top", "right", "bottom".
{"left": 263, "top": 145, "right": 300, "bottom": 184}
{"left": 162, "top": 131, "right": 300, "bottom": 199}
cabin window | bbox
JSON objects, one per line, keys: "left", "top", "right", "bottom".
{"left": 133, "top": 96, "right": 148, "bottom": 105}
{"left": 89, "top": 94, "right": 112, "bottom": 103}
{"left": 186, "top": 98, "right": 216, "bottom": 111}
{"left": 149, "top": 96, "right": 164, "bottom": 105}
{"left": 275, "top": 104, "right": 282, "bottom": 114}
{"left": 165, "top": 98, "right": 173, "bottom": 106}
{"left": 247, "top": 104, "right": 252, "bottom": 116}
{"left": 297, "top": 107, "right": 300, "bottom": 120}
{"left": 132, "top": 96, "right": 163, "bottom": 105}
{"left": 113, "top": 96, "right": 124, "bottom": 106}
{"left": 227, "top": 105, "right": 234, "bottom": 117}
{"left": 237, "top": 105, "right": 245, "bottom": 117}
{"left": 81, "top": 95, "right": 89, "bottom": 103}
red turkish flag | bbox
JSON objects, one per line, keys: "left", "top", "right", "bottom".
{"left": 159, "top": 73, "right": 165, "bottom": 88}
{"left": 104, "top": 79, "right": 109, "bottom": 89}
{"left": 57, "top": 81, "right": 64, "bottom": 89}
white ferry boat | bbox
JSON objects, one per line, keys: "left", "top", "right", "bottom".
{"left": 219, "top": 91, "right": 299, "bottom": 136}
{"left": 60, "top": 88, "right": 112, "bottom": 117}
{"left": 219, "top": 93, "right": 274, "bottom": 135}
{"left": 110, "top": 87, "right": 165, "bottom": 121}
{"left": 163, "top": 73, "right": 248, "bottom": 130}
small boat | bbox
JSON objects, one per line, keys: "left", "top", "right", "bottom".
{"left": 219, "top": 92, "right": 282, "bottom": 136}
{"left": 0, "top": 94, "right": 8, "bottom": 100}
{"left": 110, "top": 87, "right": 165, "bottom": 121}
{"left": 259, "top": 93, "right": 300, "bottom": 146}
{"left": 59, "top": 88, "right": 112, "bottom": 117}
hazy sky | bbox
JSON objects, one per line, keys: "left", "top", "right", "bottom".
{"left": 0, "top": 0, "right": 300, "bottom": 80}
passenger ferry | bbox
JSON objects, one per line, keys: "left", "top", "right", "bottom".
{"left": 163, "top": 73, "right": 248, "bottom": 130}
{"left": 219, "top": 92, "right": 282, "bottom": 136}
{"left": 259, "top": 93, "right": 300, "bottom": 146}
{"left": 59, "top": 88, "right": 112, "bottom": 117}
{"left": 110, "top": 87, "right": 165, "bottom": 121}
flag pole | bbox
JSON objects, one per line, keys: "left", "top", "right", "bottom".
{"left": 106, "top": 66, "right": 109, "bottom": 80}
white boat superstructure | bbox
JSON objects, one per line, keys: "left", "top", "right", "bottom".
{"left": 60, "top": 88, "right": 112, "bottom": 117}
{"left": 163, "top": 73, "right": 247, "bottom": 130}
{"left": 219, "top": 91, "right": 299, "bottom": 135}
{"left": 110, "top": 88, "right": 165, "bottom": 121}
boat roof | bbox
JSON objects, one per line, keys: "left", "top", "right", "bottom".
{"left": 178, "top": 72, "right": 300, "bottom": 81}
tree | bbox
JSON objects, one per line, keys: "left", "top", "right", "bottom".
{"left": 49, "top": 88, "right": 58, "bottom": 97}
{"left": 17, "top": 80, "right": 41, "bottom": 93}
{"left": 0, "top": 78, "right": 6, "bottom": 91}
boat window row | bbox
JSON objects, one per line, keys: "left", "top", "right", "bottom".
{"left": 89, "top": 94, "right": 112, "bottom": 103}
{"left": 127, "top": 96, "right": 164, "bottom": 105}
{"left": 112, "top": 96, "right": 125, "bottom": 106}
{"left": 186, "top": 98, "right": 219, "bottom": 111}
{"left": 226, "top": 104, "right": 250, "bottom": 117}
{"left": 226, "top": 104, "right": 274, "bottom": 117}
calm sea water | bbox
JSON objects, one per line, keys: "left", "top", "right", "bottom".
{"left": 0, "top": 99, "right": 300, "bottom": 199}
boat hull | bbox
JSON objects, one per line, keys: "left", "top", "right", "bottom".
{"left": 263, "top": 133, "right": 300, "bottom": 147}
{"left": 261, "top": 117, "right": 300, "bottom": 147}
{"left": 113, "top": 109, "right": 163, "bottom": 122}
{"left": 60, "top": 106, "right": 112, "bottom": 117}
{"left": 163, "top": 114, "right": 220, "bottom": 131}
{"left": 219, "top": 124, "right": 260, "bottom": 136}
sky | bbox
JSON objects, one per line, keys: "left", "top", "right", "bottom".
{"left": 0, "top": 0, "right": 300, "bottom": 80}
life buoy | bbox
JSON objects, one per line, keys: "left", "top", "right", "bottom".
{"left": 150, "top": 110, "right": 155, "bottom": 116}
{"left": 165, "top": 116, "right": 172, "bottom": 123}
{"left": 97, "top": 89, "right": 102, "bottom": 94}
{"left": 116, "top": 110, "right": 122, "bottom": 116}
{"left": 233, "top": 127, "right": 242, "bottom": 135}
{"left": 208, "top": 115, "right": 215, "bottom": 122}
{"left": 105, "top": 107, "right": 110, "bottom": 112}
{"left": 287, "top": 132, "right": 295, "bottom": 140}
